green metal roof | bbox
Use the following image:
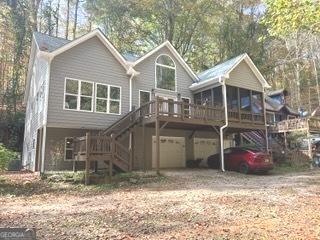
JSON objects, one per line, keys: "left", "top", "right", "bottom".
{"left": 198, "top": 54, "right": 246, "bottom": 82}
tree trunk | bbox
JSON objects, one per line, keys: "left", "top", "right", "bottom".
{"left": 54, "top": 0, "right": 60, "bottom": 37}
{"left": 29, "top": 0, "right": 42, "bottom": 31}
{"left": 72, "top": 0, "right": 80, "bottom": 39}
{"left": 65, "top": 0, "right": 70, "bottom": 39}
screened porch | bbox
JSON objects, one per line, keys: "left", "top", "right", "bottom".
{"left": 194, "top": 85, "right": 265, "bottom": 127}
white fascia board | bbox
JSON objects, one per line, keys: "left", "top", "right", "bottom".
{"left": 133, "top": 40, "right": 199, "bottom": 81}
{"left": 50, "top": 29, "right": 130, "bottom": 72}
{"left": 189, "top": 76, "right": 222, "bottom": 91}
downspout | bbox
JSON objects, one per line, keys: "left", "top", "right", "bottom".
{"left": 129, "top": 74, "right": 133, "bottom": 111}
{"left": 220, "top": 77, "right": 228, "bottom": 172}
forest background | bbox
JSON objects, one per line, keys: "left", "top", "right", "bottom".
{"left": 0, "top": 0, "right": 319, "bottom": 152}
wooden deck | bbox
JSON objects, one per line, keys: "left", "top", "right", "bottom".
{"left": 269, "top": 117, "right": 320, "bottom": 133}
{"left": 73, "top": 98, "right": 266, "bottom": 184}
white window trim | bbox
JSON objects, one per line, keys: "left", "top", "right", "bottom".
{"left": 63, "top": 77, "right": 94, "bottom": 112}
{"left": 64, "top": 137, "right": 74, "bottom": 161}
{"left": 155, "top": 54, "right": 177, "bottom": 92}
{"left": 95, "top": 83, "right": 122, "bottom": 115}
{"left": 138, "top": 90, "right": 151, "bottom": 107}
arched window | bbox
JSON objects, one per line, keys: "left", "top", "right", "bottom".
{"left": 155, "top": 55, "right": 176, "bottom": 91}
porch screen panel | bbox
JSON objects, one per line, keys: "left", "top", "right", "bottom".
{"left": 240, "top": 88, "right": 251, "bottom": 111}
{"left": 213, "top": 86, "right": 222, "bottom": 107}
{"left": 202, "top": 89, "right": 212, "bottom": 105}
{"left": 227, "top": 86, "right": 238, "bottom": 110}
{"left": 252, "top": 91, "right": 263, "bottom": 114}
{"left": 194, "top": 93, "right": 201, "bottom": 105}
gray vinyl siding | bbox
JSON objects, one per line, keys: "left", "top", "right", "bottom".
{"left": 132, "top": 46, "right": 194, "bottom": 108}
{"left": 226, "top": 61, "right": 263, "bottom": 92}
{"left": 22, "top": 50, "right": 49, "bottom": 170}
{"left": 47, "top": 36, "right": 130, "bottom": 129}
{"left": 44, "top": 127, "right": 96, "bottom": 171}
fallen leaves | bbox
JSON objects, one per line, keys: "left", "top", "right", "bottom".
{"left": 0, "top": 170, "right": 320, "bottom": 239}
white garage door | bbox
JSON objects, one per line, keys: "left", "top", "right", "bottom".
{"left": 194, "top": 138, "right": 234, "bottom": 161}
{"left": 152, "top": 136, "right": 186, "bottom": 168}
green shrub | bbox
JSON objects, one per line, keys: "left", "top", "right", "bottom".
{"left": 0, "top": 144, "right": 18, "bottom": 170}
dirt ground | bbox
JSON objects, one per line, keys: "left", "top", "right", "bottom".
{"left": 1, "top": 169, "right": 320, "bottom": 240}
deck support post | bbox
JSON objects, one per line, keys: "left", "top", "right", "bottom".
{"left": 265, "top": 128, "right": 269, "bottom": 152}
{"left": 155, "top": 97, "right": 160, "bottom": 175}
{"left": 284, "top": 132, "right": 288, "bottom": 151}
{"left": 85, "top": 132, "right": 90, "bottom": 185}
{"left": 142, "top": 120, "right": 146, "bottom": 172}
{"left": 129, "top": 130, "right": 133, "bottom": 171}
{"left": 110, "top": 134, "right": 114, "bottom": 180}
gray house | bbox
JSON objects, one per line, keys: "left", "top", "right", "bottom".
{"left": 23, "top": 29, "right": 270, "bottom": 177}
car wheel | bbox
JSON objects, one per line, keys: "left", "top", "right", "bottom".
{"left": 239, "top": 162, "right": 250, "bottom": 174}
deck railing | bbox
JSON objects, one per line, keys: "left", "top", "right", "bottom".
{"left": 270, "top": 118, "right": 308, "bottom": 132}
{"left": 228, "top": 109, "right": 264, "bottom": 124}
{"left": 156, "top": 99, "right": 224, "bottom": 122}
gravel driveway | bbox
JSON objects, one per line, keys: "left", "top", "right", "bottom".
{"left": 1, "top": 169, "right": 320, "bottom": 239}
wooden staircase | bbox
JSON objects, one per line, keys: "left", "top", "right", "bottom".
{"left": 73, "top": 101, "right": 153, "bottom": 184}
{"left": 241, "top": 130, "right": 267, "bottom": 150}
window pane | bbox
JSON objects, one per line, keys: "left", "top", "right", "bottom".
{"left": 96, "top": 99, "right": 107, "bottom": 113}
{"left": 66, "top": 79, "right": 78, "bottom": 94}
{"left": 80, "top": 96, "right": 92, "bottom": 111}
{"left": 65, "top": 95, "right": 78, "bottom": 109}
{"left": 110, "top": 86, "right": 120, "bottom": 100}
{"left": 109, "top": 100, "right": 120, "bottom": 114}
{"left": 65, "top": 150, "right": 73, "bottom": 160}
{"left": 140, "top": 91, "right": 150, "bottom": 105}
{"left": 156, "top": 66, "right": 175, "bottom": 91}
{"left": 156, "top": 55, "right": 175, "bottom": 67}
{"left": 66, "top": 138, "right": 73, "bottom": 148}
{"left": 97, "top": 84, "right": 108, "bottom": 98}
{"left": 81, "top": 82, "right": 93, "bottom": 96}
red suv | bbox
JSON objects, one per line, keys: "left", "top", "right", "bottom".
{"left": 207, "top": 147, "right": 273, "bottom": 174}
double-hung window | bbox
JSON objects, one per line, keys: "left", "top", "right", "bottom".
{"left": 64, "top": 78, "right": 93, "bottom": 111}
{"left": 96, "top": 84, "right": 121, "bottom": 114}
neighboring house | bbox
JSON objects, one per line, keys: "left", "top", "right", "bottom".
{"left": 23, "top": 29, "right": 270, "bottom": 175}
{"left": 265, "top": 89, "right": 299, "bottom": 125}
